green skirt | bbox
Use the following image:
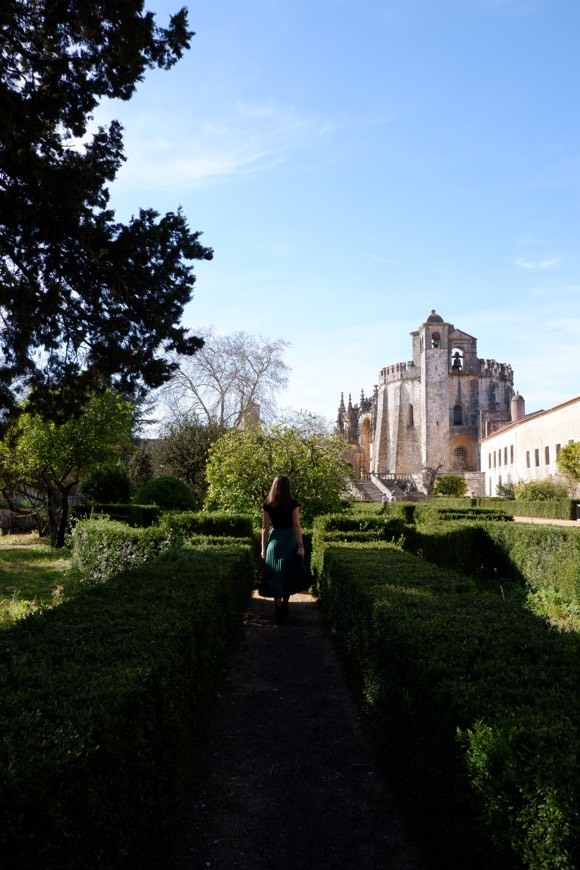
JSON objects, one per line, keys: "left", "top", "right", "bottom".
{"left": 261, "top": 527, "right": 311, "bottom": 598}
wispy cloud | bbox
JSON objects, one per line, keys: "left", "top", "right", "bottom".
{"left": 515, "top": 255, "right": 561, "bottom": 270}
{"left": 114, "top": 101, "right": 333, "bottom": 189}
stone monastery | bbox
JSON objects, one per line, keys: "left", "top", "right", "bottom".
{"left": 337, "top": 309, "right": 527, "bottom": 497}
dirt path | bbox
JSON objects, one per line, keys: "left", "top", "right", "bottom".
{"left": 513, "top": 515, "right": 580, "bottom": 526}
{"left": 155, "top": 592, "right": 428, "bottom": 870}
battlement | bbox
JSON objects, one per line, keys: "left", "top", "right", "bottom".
{"left": 378, "top": 361, "right": 417, "bottom": 384}
{"left": 480, "top": 359, "right": 513, "bottom": 381}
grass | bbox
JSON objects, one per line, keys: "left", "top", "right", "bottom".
{"left": 0, "top": 534, "right": 71, "bottom": 628}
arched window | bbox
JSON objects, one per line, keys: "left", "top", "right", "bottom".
{"left": 454, "top": 446, "right": 467, "bottom": 468}
{"left": 453, "top": 404, "right": 463, "bottom": 426}
{"left": 407, "top": 403, "right": 414, "bottom": 427}
{"left": 431, "top": 332, "right": 440, "bottom": 349}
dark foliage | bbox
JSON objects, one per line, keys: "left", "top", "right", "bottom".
{"left": 132, "top": 474, "right": 196, "bottom": 510}
{"left": 80, "top": 462, "right": 131, "bottom": 503}
{"left": 0, "top": 0, "right": 212, "bottom": 422}
{"left": 157, "top": 417, "right": 225, "bottom": 504}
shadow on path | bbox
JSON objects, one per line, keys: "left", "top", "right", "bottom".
{"left": 155, "top": 592, "right": 428, "bottom": 870}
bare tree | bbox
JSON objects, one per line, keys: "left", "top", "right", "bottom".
{"left": 421, "top": 461, "right": 445, "bottom": 495}
{"left": 159, "top": 328, "right": 290, "bottom": 427}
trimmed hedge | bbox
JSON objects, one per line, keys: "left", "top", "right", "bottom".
{"left": 343, "top": 500, "right": 384, "bottom": 515}
{"left": 69, "top": 517, "right": 174, "bottom": 585}
{"left": 0, "top": 544, "right": 254, "bottom": 868}
{"left": 384, "top": 502, "right": 512, "bottom": 524}
{"left": 482, "top": 521, "right": 580, "bottom": 608}
{"left": 399, "top": 521, "right": 580, "bottom": 609}
{"left": 312, "top": 512, "right": 407, "bottom": 538}
{"left": 418, "top": 505, "right": 512, "bottom": 523}
{"left": 159, "top": 510, "right": 254, "bottom": 539}
{"left": 71, "top": 502, "right": 161, "bottom": 527}
{"left": 432, "top": 497, "right": 580, "bottom": 521}
{"left": 315, "top": 542, "right": 580, "bottom": 868}
{"left": 69, "top": 513, "right": 255, "bottom": 587}
{"left": 371, "top": 504, "right": 580, "bottom": 610}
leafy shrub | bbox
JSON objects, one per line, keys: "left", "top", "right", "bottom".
{"left": 495, "top": 481, "right": 515, "bottom": 499}
{"left": 69, "top": 517, "right": 173, "bottom": 585}
{"left": 80, "top": 462, "right": 131, "bottom": 503}
{"left": 432, "top": 473, "right": 467, "bottom": 497}
{"left": 132, "top": 475, "right": 197, "bottom": 510}
{"left": 127, "top": 446, "right": 154, "bottom": 491}
{"left": 514, "top": 477, "right": 569, "bottom": 501}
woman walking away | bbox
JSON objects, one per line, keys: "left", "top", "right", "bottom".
{"left": 261, "top": 474, "right": 306, "bottom": 625}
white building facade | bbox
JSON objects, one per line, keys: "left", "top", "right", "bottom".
{"left": 480, "top": 396, "right": 580, "bottom": 497}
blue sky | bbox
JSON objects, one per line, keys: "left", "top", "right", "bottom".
{"left": 100, "top": 0, "right": 580, "bottom": 424}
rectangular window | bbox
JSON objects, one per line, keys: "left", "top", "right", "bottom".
{"left": 526, "top": 451, "right": 530, "bottom": 468}
{"left": 556, "top": 443, "right": 561, "bottom": 456}
{"left": 493, "top": 451, "right": 496, "bottom": 468}
{"left": 498, "top": 474, "right": 502, "bottom": 486}
{"left": 504, "top": 447, "right": 508, "bottom": 465}
{"left": 498, "top": 450, "right": 501, "bottom": 466}
{"left": 510, "top": 445, "right": 514, "bottom": 464}
{"left": 488, "top": 453, "right": 491, "bottom": 469}
{"left": 535, "top": 449, "right": 540, "bottom": 467}
{"left": 545, "top": 446, "right": 550, "bottom": 465}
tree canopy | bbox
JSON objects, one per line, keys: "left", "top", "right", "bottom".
{"left": 0, "top": 1, "right": 211, "bottom": 422}
{"left": 432, "top": 474, "right": 467, "bottom": 498}
{"left": 204, "top": 417, "right": 351, "bottom": 525}
{"left": 153, "top": 415, "right": 224, "bottom": 506}
{"left": 556, "top": 441, "right": 580, "bottom": 485}
{"left": 0, "top": 390, "right": 134, "bottom": 545}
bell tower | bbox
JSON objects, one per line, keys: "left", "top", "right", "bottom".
{"left": 416, "top": 310, "right": 451, "bottom": 472}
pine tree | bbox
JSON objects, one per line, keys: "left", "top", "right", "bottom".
{"left": 0, "top": 1, "right": 212, "bottom": 422}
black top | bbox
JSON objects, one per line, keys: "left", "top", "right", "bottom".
{"left": 263, "top": 498, "right": 299, "bottom": 529}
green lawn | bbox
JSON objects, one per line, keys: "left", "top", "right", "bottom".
{"left": 0, "top": 534, "right": 71, "bottom": 628}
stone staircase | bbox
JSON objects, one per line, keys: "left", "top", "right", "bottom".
{"left": 348, "top": 479, "right": 428, "bottom": 503}
{"left": 349, "top": 480, "right": 385, "bottom": 502}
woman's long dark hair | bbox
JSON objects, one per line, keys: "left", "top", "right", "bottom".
{"left": 265, "top": 474, "right": 292, "bottom": 511}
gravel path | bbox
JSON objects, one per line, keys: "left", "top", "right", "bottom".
{"left": 155, "top": 592, "right": 428, "bottom": 870}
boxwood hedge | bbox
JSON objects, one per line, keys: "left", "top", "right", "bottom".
{"left": 315, "top": 542, "right": 579, "bottom": 869}
{"left": 402, "top": 521, "right": 580, "bottom": 609}
{"left": 159, "top": 510, "right": 254, "bottom": 539}
{"left": 429, "top": 497, "right": 580, "bottom": 521}
{"left": 0, "top": 543, "right": 254, "bottom": 868}
{"left": 69, "top": 517, "right": 175, "bottom": 585}
{"left": 71, "top": 503, "right": 161, "bottom": 527}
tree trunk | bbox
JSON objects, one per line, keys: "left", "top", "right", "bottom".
{"left": 47, "top": 484, "right": 72, "bottom": 548}
{"left": 54, "top": 494, "right": 70, "bottom": 548}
